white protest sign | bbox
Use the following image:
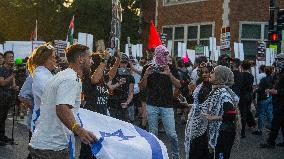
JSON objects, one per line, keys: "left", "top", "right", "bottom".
{"left": 182, "top": 43, "right": 187, "bottom": 58}
{"left": 204, "top": 46, "right": 209, "bottom": 58}
{"left": 4, "top": 41, "right": 45, "bottom": 59}
{"left": 0, "top": 44, "right": 3, "bottom": 53}
{"left": 178, "top": 42, "right": 182, "bottom": 57}
{"left": 167, "top": 40, "right": 172, "bottom": 55}
{"left": 209, "top": 37, "right": 216, "bottom": 52}
{"left": 78, "top": 32, "right": 94, "bottom": 51}
{"left": 187, "top": 49, "right": 196, "bottom": 64}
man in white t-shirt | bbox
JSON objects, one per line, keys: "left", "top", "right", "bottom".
{"left": 29, "top": 44, "right": 97, "bottom": 159}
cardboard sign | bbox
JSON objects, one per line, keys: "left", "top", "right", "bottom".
{"left": 256, "top": 41, "right": 266, "bottom": 61}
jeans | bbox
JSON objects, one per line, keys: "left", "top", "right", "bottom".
{"left": 147, "top": 105, "right": 180, "bottom": 159}
{"left": 127, "top": 105, "right": 135, "bottom": 122}
{"left": 257, "top": 97, "right": 273, "bottom": 130}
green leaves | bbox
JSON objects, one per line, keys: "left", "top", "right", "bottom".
{"left": 0, "top": 0, "right": 141, "bottom": 51}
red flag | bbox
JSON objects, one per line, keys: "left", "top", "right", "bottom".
{"left": 148, "top": 21, "right": 162, "bottom": 49}
{"left": 182, "top": 51, "right": 189, "bottom": 63}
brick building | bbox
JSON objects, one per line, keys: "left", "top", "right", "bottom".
{"left": 142, "top": 0, "right": 284, "bottom": 59}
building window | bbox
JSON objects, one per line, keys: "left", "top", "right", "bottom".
{"left": 162, "top": 23, "right": 214, "bottom": 56}
{"left": 240, "top": 22, "right": 269, "bottom": 59}
{"left": 164, "top": 0, "right": 207, "bottom": 5}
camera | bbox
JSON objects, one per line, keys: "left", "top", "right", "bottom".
{"left": 117, "top": 68, "right": 131, "bottom": 76}
{"left": 152, "top": 64, "right": 164, "bottom": 73}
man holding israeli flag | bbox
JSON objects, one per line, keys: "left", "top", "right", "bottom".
{"left": 29, "top": 44, "right": 97, "bottom": 159}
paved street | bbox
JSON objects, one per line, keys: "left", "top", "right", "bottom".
{"left": 0, "top": 115, "right": 284, "bottom": 159}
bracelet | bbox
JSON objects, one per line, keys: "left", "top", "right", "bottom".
{"left": 72, "top": 123, "right": 80, "bottom": 132}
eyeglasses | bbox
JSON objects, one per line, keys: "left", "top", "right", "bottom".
{"left": 45, "top": 43, "right": 55, "bottom": 50}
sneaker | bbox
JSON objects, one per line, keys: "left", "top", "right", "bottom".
{"left": 252, "top": 130, "right": 262, "bottom": 136}
{"left": 260, "top": 143, "right": 275, "bottom": 149}
{"left": 0, "top": 141, "right": 6, "bottom": 146}
{"left": 276, "top": 142, "right": 284, "bottom": 147}
{"left": 1, "top": 136, "right": 13, "bottom": 143}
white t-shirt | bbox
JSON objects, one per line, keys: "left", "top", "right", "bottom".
{"left": 30, "top": 68, "right": 82, "bottom": 151}
{"left": 31, "top": 66, "right": 53, "bottom": 131}
{"left": 32, "top": 66, "right": 53, "bottom": 111}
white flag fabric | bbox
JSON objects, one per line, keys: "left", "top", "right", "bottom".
{"left": 77, "top": 108, "right": 169, "bottom": 159}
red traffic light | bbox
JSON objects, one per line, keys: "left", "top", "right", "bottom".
{"left": 272, "top": 33, "right": 278, "bottom": 41}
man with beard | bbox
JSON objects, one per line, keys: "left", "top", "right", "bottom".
{"left": 29, "top": 44, "right": 97, "bottom": 158}
{"left": 140, "top": 45, "right": 181, "bottom": 159}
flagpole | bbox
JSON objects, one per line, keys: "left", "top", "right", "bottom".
{"left": 35, "top": 19, "right": 38, "bottom": 41}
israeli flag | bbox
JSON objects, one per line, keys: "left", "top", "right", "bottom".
{"left": 78, "top": 108, "right": 169, "bottom": 159}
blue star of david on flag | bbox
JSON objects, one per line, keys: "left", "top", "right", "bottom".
{"left": 99, "top": 129, "right": 136, "bottom": 141}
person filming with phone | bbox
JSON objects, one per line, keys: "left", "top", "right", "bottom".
{"left": 139, "top": 45, "right": 181, "bottom": 159}
{"left": 108, "top": 54, "right": 135, "bottom": 122}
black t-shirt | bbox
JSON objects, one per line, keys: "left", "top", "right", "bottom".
{"left": 231, "top": 70, "right": 242, "bottom": 97}
{"left": 0, "top": 66, "right": 13, "bottom": 97}
{"left": 141, "top": 64, "right": 179, "bottom": 107}
{"left": 257, "top": 76, "right": 273, "bottom": 102}
{"left": 111, "top": 73, "right": 135, "bottom": 102}
{"left": 240, "top": 72, "right": 254, "bottom": 100}
{"left": 82, "top": 77, "right": 109, "bottom": 115}
{"left": 276, "top": 74, "right": 284, "bottom": 111}
{"left": 220, "top": 102, "right": 237, "bottom": 132}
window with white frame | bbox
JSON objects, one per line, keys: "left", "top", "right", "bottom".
{"left": 162, "top": 23, "right": 214, "bottom": 56}
{"left": 240, "top": 22, "right": 269, "bottom": 59}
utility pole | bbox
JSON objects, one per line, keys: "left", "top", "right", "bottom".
{"left": 268, "top": 0, "right": 276, "bottom": 45}
{"left": 155, "top": 0, "right": 158, "bottom": 26}
{"left": 111, "top": 0, "right": 122, "bottom": 53}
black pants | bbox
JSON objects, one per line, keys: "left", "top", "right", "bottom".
{"left": 267, "top": 110, "right": 284, "bottom": 145}
{"left": 79, "top": 142, "right": 96, "bottom": 159}
{"left": 0, "top": 96, "right": 12, "bottom": 139}
{"left": 188, "top": 132, "right": 209, "bottom": 159}
{"left": 27, "top": 131, "right": 32, "bottom": 159}
{"left": 239, "top": 98, "right": 256, "bottom": 135}
{"left": 210, "top": 131, "right": 236, "bottom": 159}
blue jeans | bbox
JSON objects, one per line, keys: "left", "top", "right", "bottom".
{"left": 147, "top": 105, "right": 180, "bottom": 159}
{"left": 257, "top": 97, "right": 273, "bottom": 130}
{"left": 127, "top": 105, "right": 135, "bottom": 121}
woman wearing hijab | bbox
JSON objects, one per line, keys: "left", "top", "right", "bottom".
{"left": 203, "top": 65, "right": 241, "bottom": 159}
{"left": 178, "top": 63, "right": 213, "bottom": 159}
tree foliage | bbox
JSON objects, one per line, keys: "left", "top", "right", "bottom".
{"left": 0, "top": 0, "right": 141, "bottom": 51}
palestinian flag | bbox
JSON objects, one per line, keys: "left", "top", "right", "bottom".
{"left": 66, "top": 15, "right": 75, "bottom": 45}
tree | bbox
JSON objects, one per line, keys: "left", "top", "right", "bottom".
{"left": 0, "top": 0, "right": 141, "bottom": 52}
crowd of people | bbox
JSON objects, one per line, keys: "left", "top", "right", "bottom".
{"left": 0, "top": 43, "right": 284, "bottom": 159}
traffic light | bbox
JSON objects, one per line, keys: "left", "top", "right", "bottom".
{"left": 277, "top": 9, "right": 284, "bottom": 33}
{"left": 269, "top": 31, "right": 279, "bottom": 44}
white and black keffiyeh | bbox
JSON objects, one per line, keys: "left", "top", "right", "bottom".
{"left": 185, "top": 85, "right": 239, "bottom": 159}
{"left": 184, "top": 83, "right": 208, "bottom": 159}
{"left": 204, "top": 86, "right": 238, "bottom": 149}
